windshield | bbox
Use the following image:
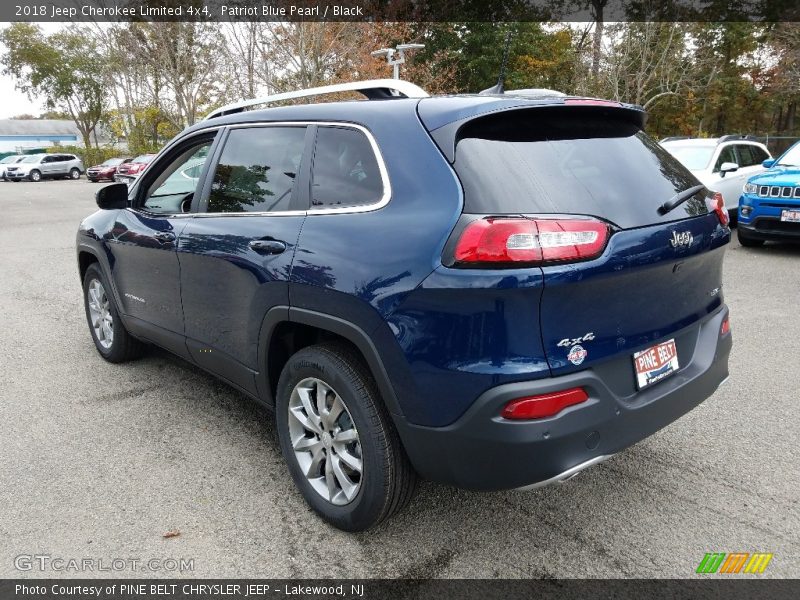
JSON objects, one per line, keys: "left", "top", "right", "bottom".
{"left": 0, "top": 156, "right": 18, "bottom": 164}
{"left": 133, "top": 154, "right": 153, "bottom": 163}
{"left": 21, "top": 155, "right": 43, "bottom": 163}
{"left": 101, "top": 158, "right": 124, "bottom": 166}
{"left": 776, "top": 144, "right": 800, "bottom": 167}
{"left": 662, "top": 144, "right": 715, "bottom": 171}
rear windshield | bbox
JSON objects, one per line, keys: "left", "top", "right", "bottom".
{"left": 453, "top": 110, "right": 709, "bottom": 229}
{"left": 133, "top": 155, "right": 153, "bottom": 163}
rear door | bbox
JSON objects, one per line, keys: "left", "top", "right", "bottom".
{"left": 177, "top": 124, "right": 311, "bottom": 395}
{"left": 447, "top": 106, "right": 730, "bottom": 380}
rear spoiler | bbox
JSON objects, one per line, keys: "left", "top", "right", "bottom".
{"left": 427, "top": 99, "right": 646, "bottom": 163}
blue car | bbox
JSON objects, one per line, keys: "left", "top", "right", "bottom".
{"left": 76, "top": 80, "right": 732, "bottom": 530}
{"left": 739, "top": 142, "right": 800, "bottom": 246}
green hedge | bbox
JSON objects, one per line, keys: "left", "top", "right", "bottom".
{"left": 46, "top": 145, "right": 128, "bottom": 167}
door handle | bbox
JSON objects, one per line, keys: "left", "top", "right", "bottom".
{"left": 154, "top": 231, "right": 176, "bottom": 243}
{"left": 249, "top": 239, "right": 286, "bottom": 254}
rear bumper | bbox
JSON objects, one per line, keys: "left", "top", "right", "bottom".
{"left": 394, "top": 307, "right": 731, "bottom": 491}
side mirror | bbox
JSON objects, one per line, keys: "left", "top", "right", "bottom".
{"left": 96, "top": 183, "right": 129, "bottom": 210}
{"left": 762, "top": 158, "right": 776, "bottom": 168}
{"left": 719, "top": 162, "right": 739, "bottom": 177}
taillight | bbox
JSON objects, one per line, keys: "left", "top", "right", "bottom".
{"left": 707, "top": 192, "right": 729, "bottom": 227}
{"left": 720, "top": 315, "right": 731, "bottom": 336}
{"left": 453, "top": 218, "right": 609, "bottom": 265}
{"left": 501, "top": 388, "right": 589, "bottom": 420}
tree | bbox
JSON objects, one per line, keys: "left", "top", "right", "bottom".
{"left": 1, "top": 23, "right": 106, "bottom": 148}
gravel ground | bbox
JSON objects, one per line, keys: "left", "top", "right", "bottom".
{"left": 0, "top": 179, "right": 798, "bottom": 579}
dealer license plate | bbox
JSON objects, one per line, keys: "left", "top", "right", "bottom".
{"left": 633, "top": 339, "right": 679, "bottom": 389}
{"left": 780, "top": 209, "right": 800, "bottom": 222}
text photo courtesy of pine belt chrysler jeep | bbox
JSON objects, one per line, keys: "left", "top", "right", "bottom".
{"left": 77, "top": 80, "right": 732, "bottom": 531}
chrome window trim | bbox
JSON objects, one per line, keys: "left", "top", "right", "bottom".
{"left": 192, "top": 121, "right": 391, "bottom": 218}
{"left": 128, "top": 121, "right": 391, "bottom": 219}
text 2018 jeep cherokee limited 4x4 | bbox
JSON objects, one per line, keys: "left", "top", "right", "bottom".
{"left": 76, "top": 80, "right": 732, "bottom": 531}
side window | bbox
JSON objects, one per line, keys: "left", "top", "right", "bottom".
{"left": 207, "top": 126, "right": 306, "bottom": 213}
{"left": 141, "top": 139, "right": 214, "bottom": 215}
{"left": 311, "top": 126, "right": 384, "bottom": 209}
{"left": 714, "top": 145, "right": 737, "bottom": 172}
{"left": 41, "top": 156, "right": 54, "bottom": 163}
{"left": 736, "top": 145, "right": 756, "bottom": 167}
{"left": 750, "top": 145, "right": 769, "bottom": 165}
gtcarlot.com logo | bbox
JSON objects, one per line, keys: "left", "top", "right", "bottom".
{"left": 696, "top": 552, "right": 773, "bottom": 574}
{"left": 14, "top": 554, "right": 194, "bottom": 573}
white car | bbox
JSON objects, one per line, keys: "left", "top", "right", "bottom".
{"left": 0, "top": 154, "right": 25, "bottom": 180}
{"left": 660, "top": 136, "right": 772, "bottom": 218}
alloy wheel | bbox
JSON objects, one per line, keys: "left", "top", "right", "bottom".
{"left": 287, "top": 377, "right": 363, "bottom": 505}
{"left": 87, "top": 279, "right": 113, "bottom": 349}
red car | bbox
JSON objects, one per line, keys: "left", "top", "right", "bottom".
{"left": 114, "top": 154, "right": 156, "bottom": 185}
{"left": 86, "top": 157, "right": 133, "bottom": 182}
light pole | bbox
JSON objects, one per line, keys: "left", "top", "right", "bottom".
{"left": 371, "top": 43, "right": 425, "bottom": 80}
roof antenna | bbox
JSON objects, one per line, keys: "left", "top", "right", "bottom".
{"left": 480, "top": 27, "right": 513, "bottom": 95}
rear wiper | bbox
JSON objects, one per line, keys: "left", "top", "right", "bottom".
{"left": 658, "top": 184, "right": 706, "bottom": 216}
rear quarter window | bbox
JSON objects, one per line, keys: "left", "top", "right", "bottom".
{"left": 310, "top": 126, "right": 384, "bottom": 209}
{"left": 453, "top": 108, "right": 709, "bottom": 229}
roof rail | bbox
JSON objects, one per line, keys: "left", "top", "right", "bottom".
{"left": 718, "top": 134, "right": 760, "bottom": 143}
{"left": 205, "top": 79, "right": 429, "bottom": 120}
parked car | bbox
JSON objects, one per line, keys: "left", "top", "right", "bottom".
{"left": 661, "top": 135, "right": 771, "bottom": 219}
{"left": 87, "top": 157, "right": 133, "bottom": 182}
{"left": 77, "top": 80, "right": 732, "bottom": 531}
{"left": 0, "top": 154, "right": 26, "bottom": 180}
{"left": 114, "top": 154, "right": 155, "bottom": 185}
{"left": 6, "top": 153, "right": 84, "bottom": 181}
{"left": 738, "top": 141, "right": 800, "bottom": 246}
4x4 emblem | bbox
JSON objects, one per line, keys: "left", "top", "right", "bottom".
{"left": 670, "top": 230, "right": 693, "bottom": 248}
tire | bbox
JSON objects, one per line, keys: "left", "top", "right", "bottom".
{"left": 70, "top": 168, "right": 81, "bottom": 180}
{"left": 28, "top": 169, "right": 41, "bottom": 182}
{"left": 82, "top": 263, "right": 144, "bottom": 363}
{"left": 738, "top": 229, "right": 764, "bottom": 247}
{"left": 276, "top": 343, "right": 416, "bottom": 531}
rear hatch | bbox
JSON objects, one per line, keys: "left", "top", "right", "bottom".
{"left": 424, "top": 101, "right": 730, "bottom": 384}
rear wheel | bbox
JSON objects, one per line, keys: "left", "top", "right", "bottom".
{"left": 28, "top": 170, "right": 41, "bottom": 182}
{"left": 82, "top": 263, "right": 144, "bottom": 362}
{"left": 70, "top": 168, "right": 81, "bottom": 180}
{"left": 275, "top": 343, "right": 416, "bottom": 531}
{"left": 738, "top": 229, "right": 764, "bottom": 247}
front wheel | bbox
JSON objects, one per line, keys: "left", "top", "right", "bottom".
{"left": 82, "top": 263, "right": 144, "bottom": 362}
{"left": 70, "top": 168, "right": 81, "bottom": 180}
{"left": 28, "top": 170, "right": 41, "bottom": 182}
{"left": 276, "top": 343, "right": 416, "bottom": 531}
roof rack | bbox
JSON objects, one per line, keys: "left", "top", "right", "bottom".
{"left": 205, "top": 79, "right": 429, "bottom": 120}
{"left": 718, "top": 134, "right": 760, "bottom": 143}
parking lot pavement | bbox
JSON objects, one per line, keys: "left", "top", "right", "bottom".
{"left": 0, "top": 179, "right": 798, "bottom": 579}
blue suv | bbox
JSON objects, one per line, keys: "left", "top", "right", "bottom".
{"left": 739, "top": 141, "right": 800, "bottom": 246}
{"left": 77, "top": 81, "right": 732, "bottom": 530}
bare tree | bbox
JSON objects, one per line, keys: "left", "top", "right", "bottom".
{"left": 603, "top": 23, "right": 697, "bottom": 109}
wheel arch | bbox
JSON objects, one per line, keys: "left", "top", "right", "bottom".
{"left": 256, "top": 307, "right": 404, "bottom": 417}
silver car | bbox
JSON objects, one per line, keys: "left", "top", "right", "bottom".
{"left": 6, "top": 153, "right": 85, "bottom": 182}
{"left": 0, "top": 155, "right": 26, "bottom": 180}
